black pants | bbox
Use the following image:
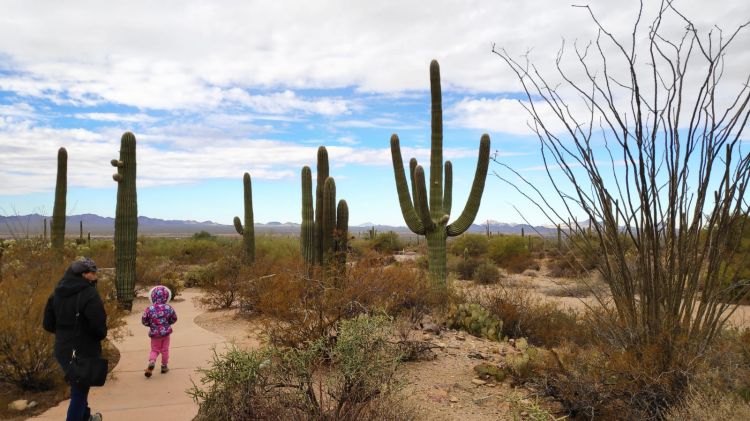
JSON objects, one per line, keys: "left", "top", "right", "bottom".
{"left": 56, "top": 355, "right": 92, "bottom": 421}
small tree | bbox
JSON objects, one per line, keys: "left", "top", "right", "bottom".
{"left": 493, "top": 0, "right": 750, "bottom": 372}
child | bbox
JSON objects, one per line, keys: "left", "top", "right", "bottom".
{"left": 141, "top": 285, "right": 177, "bottom": 378}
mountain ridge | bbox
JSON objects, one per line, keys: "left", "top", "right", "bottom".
{"left": 0, "top": 213, "right": 560, "bottom": 237}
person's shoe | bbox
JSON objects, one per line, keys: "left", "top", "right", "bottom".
{"left": 161, "top": 365, "right": 169, "bottom": 374}
{"left": 89, "top": 413, "right": 103, "bottom": 421}
{"left": 144, "top": 362, "right": 155, "bottom": 378}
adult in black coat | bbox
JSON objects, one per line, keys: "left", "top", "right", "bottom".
{"left": 43, "top": 258, "right": 107, "bottom": 421}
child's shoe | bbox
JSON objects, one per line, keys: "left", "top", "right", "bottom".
{"left": 144, "top": 362, "right": 155, "bottom": 378}
{"left": 161, "top": 365, "right": 169, "bottom": 374}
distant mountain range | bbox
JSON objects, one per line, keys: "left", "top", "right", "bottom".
{"left": 0, "top": 213, "right": 561, "bottom": 238}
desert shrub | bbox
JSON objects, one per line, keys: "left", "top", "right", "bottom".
{"left": 159, "top": 269, "right": 185, "bottom": 299}
{"left": 473, "top": 261, "right": 500, "bottom": 284}
{"left": 483, "top": 288, "right": 582, "bottom": 348}
{"left": 252, "top": 257, "right": 434, "bottom": 348}
{"left": 255, "top": 235, "right": 300, "bottom": 263}
{"left": 370, "top": 231, "right": 403, "bottom": 254}
{"left": 136, "top": 255, "right": 172, "bottom": 290}
{"left": 449, "top": 234, "right": 488, "bottom": 257}
{"left": 192, "top": 230, "right": 216, "bottom": 240}
{"left": 189, "top": 314, "right": 417, "bottom": 421}
{"left": 487, "top": 235, "right": 536, "bottom": 273}
{"left": 0, "top": 242, "right": 63, "bottom": 390}
{"left": 87, "top": 239, "right": 114, "bottom": 268}
{"left": 455, "top": 258, "right": 479, "bottom": 280}
{"left": 183, "top": 264, "right": 214, "bottom": 288}
{"left": 665, "top": 386, "right": 750, "bottom": 420}
{"left": 198, "top": 254, "right": 245, "bottom": 309}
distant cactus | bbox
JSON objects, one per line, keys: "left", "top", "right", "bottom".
{"left": 51, "top": 147, "right": 67, "bottom": 253}
{"left": 233, "top": 172, "right": 255, "bottom": 263}
{"left": 75, "top": 220, "right": 86, "bottom": 245}
{"left": 43, "top": 218, "right": 47, "bottom": 241}
{"left": 111, "top": 132, "right": 138, "bottom": 310}
{"left": 390, "top": 60, "right": 490, "bottom": 287}
{"left": 300, "top": 146, "right": 348, "bottom": 266}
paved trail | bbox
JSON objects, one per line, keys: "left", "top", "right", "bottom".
{"left": 33, "top": 289, "right": 227, "bottom": 421}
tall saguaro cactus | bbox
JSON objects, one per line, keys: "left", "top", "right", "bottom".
{"left": 300, "top": 146, "right": 349, "bottom": 265}
{"left": 390, "top": 60, "right": 490, "bottom": 286}
{"left": 51, "top": 147, "right": 67, "bottom": 253}
{"left": 233, "top": 172, "right": 255, "bottom": 263}
{"left": 111, "top": 132, "right": 138, "bottom": 310}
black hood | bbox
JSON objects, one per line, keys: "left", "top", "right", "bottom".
{"left": 55, "top": 268, "right": 93, "bottom": 298}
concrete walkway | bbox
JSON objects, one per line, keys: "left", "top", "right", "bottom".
{"left": 33, "top": 288, "right": 227, "bottom": 421}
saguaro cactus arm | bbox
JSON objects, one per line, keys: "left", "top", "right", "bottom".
{"left": 444, "top": 160, "right": 453, "bottom": 217}
{"left": 429, "top": 60, "right": 444, "bottom": 221}
{"left": 301, "top": 166, "right": 315, "bottom": 263}
{"left": 314, "top": 146, "right": 330, "bottom": 264}
{"left": 233, "top": 217, "right": 243, "bottom": 235}
{"left": 321, "top": 177, "right": 336, "bottom": 261}
{"left": 414, "top": 166, "right": 436, "bottom": 232}
{"left": 410, "top": 159, "right": 424, "bottom": 218}
{"left": 336, "top": 199, "right": 349, "bottom": 254}
{"left": 447, "top": 134, "right": 491, "bottom": 236}
{"left": 390, "top": 135, "right": 425, "bottom": 235}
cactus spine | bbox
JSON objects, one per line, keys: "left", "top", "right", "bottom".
{"left": 51, "top": 147, "right": 67, "bottom": 253}
{"left": 300, "top": 146, "right": 348, "bottom": 265}
{"left": 233, "top": 172, "right": 255, "bottom": 263}
{"left": 390, "top": 60, "right": 490, "bottom": 287}
{"left": 111, "top": 132, "right": 138, "bottom": 310}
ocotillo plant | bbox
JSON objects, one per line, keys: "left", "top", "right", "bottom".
{"left": 51, "top": 147, "right": 67, "bottom": 253}
{"left": 111, "top": 132, "right": 138, "bottom": 310}
{"left": 233, "top": 172, "right": 255, "bottom": 263}
{"left": 300, "top": 146, "right": 349, "bottom": 266}
{"left": 390, "top": 60, "right": 490, "bottom": 287}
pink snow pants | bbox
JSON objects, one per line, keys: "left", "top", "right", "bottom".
{"left": 149, "top": 335, "right": 171, "bottom": 365}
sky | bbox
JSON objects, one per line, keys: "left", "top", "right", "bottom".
{"left": 1, "top": 0, "right": 749, "bottom": 227}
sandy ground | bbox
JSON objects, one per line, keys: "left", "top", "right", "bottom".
{"left": 193, "top": 309, "right": 562, "bottom": 420}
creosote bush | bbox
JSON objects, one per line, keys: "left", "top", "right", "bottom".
{"left": 473, "top": 261, "right": 501, "bottom": 284}
{"left": 249, "top": 255, "right": 436, "bottom": 349}
{"left": 189, "top": 314, "right": 419, "bottom": 421}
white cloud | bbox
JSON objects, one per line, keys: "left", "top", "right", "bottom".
{"left": 0, "top": 0, "right": 745, "bottom": 112}
{"left": 73, "top": 112, "right": 157, "bottom": 123}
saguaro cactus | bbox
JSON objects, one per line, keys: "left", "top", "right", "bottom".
{"left": 111, "top": 132, "right": 138, "bottom": 310}
{"left": 300, "top": 146, "right": 349, "bottom": 265}
{"left": 51, "top": 147, "right": 67, "bottom": 253}
{"left": 233, "top": 172, "right": 255, "bottom": 263}
{"left": 390, "top": 60, "right": 490, "bottom": 286}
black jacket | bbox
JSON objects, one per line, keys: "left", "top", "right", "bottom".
{"left": 43, "top": 268, "right": 108, "bottom": 360}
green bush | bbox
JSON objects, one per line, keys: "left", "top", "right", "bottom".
{"left": 370, "top": 231, "right": 403, "bottom": 254}
{"left": 198, "top": 254, "right": 244, "bottom": 309}
{"left": 449, "top": 234, "right": 488, "bottom": 257}
{"left": 189, "top": 314, "right": 417, "bottom": 421}
{"left": 192, "top": 230, "right": 216, "bottom": 240}
{"left": 473, "top": 261, "right": 501, "bottom": 284}
{"left": 487, "top": 235, "right": 528, "bottom": 262}
{"left": 455, "top": 258, "right": 479, "bottom": 280}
